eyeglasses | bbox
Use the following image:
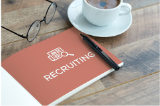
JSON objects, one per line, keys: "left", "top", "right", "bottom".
{"left": 1, "top": 0, "right": 57, "bottom": 42}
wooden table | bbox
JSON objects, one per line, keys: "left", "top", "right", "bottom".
{"left": 1, "top": 0, "right": 160, "bottom": 105}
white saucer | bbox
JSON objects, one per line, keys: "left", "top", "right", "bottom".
{"left": 67, "top": 0, "right": 132, "bottom": 37}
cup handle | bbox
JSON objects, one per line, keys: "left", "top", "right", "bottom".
{"left": 120, "top": 3, "right": 132, "bottom": 15}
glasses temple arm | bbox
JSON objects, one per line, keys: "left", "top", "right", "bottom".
{"left": 46, "top": 0, "right": 53, "bottom": 3}
{"left": 1, "top": 26, "right": 26, "bottom": 38}
{"left": 45, "top": 0, "right": 57, "bottom": 7}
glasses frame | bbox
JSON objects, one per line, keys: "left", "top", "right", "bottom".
{"left": 1, "top": 0, "right": 57, "bottom": 42}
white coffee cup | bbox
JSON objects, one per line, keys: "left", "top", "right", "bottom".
{"left": 82, "top": 0, "right": 132, "bottom": 26}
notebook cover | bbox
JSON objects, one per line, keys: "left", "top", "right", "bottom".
{"left": 2, "top": 27, "right": 123, "bottom": 105}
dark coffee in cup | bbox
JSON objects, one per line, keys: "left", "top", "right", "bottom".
{"left": 86, "top": 0, "right": 120, "bottom": 9}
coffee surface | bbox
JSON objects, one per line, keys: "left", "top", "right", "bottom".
{"left": 86, "top": 0, "right": 120, "bottom": 9}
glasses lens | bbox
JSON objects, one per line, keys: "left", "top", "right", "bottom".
{"left": 45, "top": 3, "right": 56, "bottom": 24}
{"left": 27, "top": 20, "right": 41, "bottom": 41}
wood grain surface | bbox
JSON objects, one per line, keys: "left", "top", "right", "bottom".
{"left": 102, "top": 35, "right": 159, "bottom": 87}
{"left": 1, "top": 0, "right": 160, "bottom": 105}
{"left": 61, "top": 72, "right": 159, "bottom": 105}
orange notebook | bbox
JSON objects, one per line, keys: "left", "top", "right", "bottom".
{"left": 2, "top": 27, "right": 123, "bottom": 105}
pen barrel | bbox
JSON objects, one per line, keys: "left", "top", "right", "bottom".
{"left": 101, "top": 51, "right": 120, "bottom": 70}
{"left": 82, "top": 37, "right": 94, "bottom": 47}
{"left": 80, "top": 33, "right": 119, "bottom": 70}
{"left": 91, "top": 46, "right": 119, "bottom": 70}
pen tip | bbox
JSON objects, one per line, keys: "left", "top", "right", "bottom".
{"left": 79, "top": 33, "right": 84, "bottom": 37}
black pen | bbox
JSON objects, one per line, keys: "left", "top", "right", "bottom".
{"left": 80, "top": 33, "right": 120, "bottom": 70}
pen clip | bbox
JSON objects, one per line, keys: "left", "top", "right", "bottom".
{"left": 82, "top": 34, "right": 101, "bottom": 51}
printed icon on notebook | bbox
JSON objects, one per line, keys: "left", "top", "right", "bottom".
{"left": 47, "top": 47, "right": 74, "bottom": 61}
